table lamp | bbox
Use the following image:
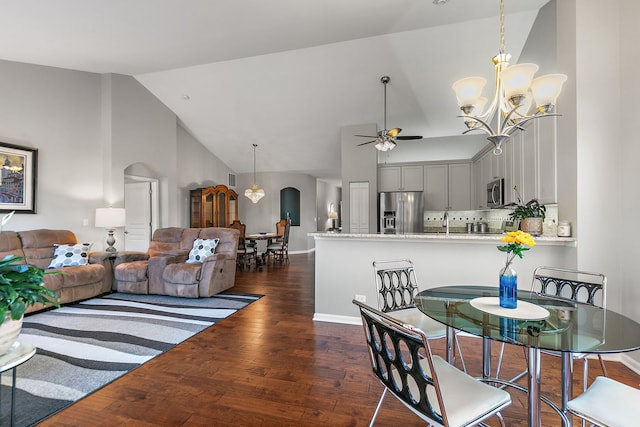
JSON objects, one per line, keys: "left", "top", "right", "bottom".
{"left": 328, "top": 211, "right": 338, "bottom": 230}
{"left": 95, "top": 207, "right": 126, "bottom": 252}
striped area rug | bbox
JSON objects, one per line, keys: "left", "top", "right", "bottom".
{"left": 0, "top": 291, "right": 262, "bottom": 426}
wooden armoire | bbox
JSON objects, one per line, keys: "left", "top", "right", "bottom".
{"left": 190, "top": 184, "right": 238, "bottom": 228}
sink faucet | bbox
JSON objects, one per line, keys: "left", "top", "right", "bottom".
{"left": 442, "top": 210, "right": 450, "bottom": 236}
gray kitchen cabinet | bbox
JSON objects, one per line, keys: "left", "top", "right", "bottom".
{"left": 424, "top": 164, "right": 448, "bottom": 210}
{"left": 424, "top": 163, "right": 472, "bottom": 210}
{"left": 536, "top": 117, "right": 557, "bottom": 204}
{"left": 378, "top": 165, "right": 423, "bottom": 192}
{"left": 448, "top": 163, "right": 472, "bottom": 210}
{"left": 521, "top": 121, "right": 537, "bottom": 202}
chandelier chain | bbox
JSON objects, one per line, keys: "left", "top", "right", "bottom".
{"left": 499, "top": 0, "right": 505, "bottom": 55}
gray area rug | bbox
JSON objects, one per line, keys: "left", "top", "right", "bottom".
{"left": 0, "top": 291, "right": 262, "bottom": 426}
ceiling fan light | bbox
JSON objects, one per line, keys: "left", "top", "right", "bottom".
{"left": 375, "top": 139, "right": 396, "bottom": 151}
{"left": 500, "top": 63, "right": 539, "bottom": 103}
{"left": 530, "top": 73, "right": 567, "bottom": 112}
{"left": 452, "top": 77, "right": 487, "bottom": 108}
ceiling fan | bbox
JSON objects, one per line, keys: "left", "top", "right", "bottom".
{"left": 356, "top": 75, "right": 423, "bottom": 151}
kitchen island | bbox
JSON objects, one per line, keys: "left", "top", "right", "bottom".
{"left": 309, "top": 232, "right": 575, "bottom": 324}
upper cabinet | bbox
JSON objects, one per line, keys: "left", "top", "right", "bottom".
{"left": 424, "top": 163, "right": 472, "bottom": 211}
{"left": 378, "top": 165, "right": 423, "bottom": 192}
{"left": 474, "top": 116, "right": 558, "bottom": 207}
{"left": 190, "top": 184, "right": 238, "bottom": 228}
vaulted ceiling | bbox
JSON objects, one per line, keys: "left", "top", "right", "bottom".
{"left": 0, "top": 0, "right": 550, "bottom": 180}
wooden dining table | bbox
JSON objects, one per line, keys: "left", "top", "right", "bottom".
{"left": 244, "top": 232, "right": 281, "bottom": 267}
{"left": 415, "top": 285, "right": 640, "bottom": 427}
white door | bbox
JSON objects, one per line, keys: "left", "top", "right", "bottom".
{"left": 349, "top": 182, "right": 369, "bottom": 233}
{"left": 124, "top": 182, "right": 152, "bottom": 251}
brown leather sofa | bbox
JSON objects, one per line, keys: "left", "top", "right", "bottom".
{"left": 0, "top": 229, "right": 113, "bottom": 314}
{"left": 114, "top": 227, "right": 239, "bottom": 298}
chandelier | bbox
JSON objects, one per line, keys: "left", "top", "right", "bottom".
{"left": 244, "top": 144, "right": 265, "bottom": 203}
{"left": 451, "top": 0, "right": 567, "bottom": 155}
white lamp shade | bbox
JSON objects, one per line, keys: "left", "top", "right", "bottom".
{"left": 452, "top": 77, "right": 487, "bottom": 107}
{"left": 468, "top": 96, "right": 488, "bottom": 117}
{"left": 500, "top": 63, "right": 539, "bottom": 100}
{"left": 530, "top": 73, "right": 568, "bottom": 107}
{"left": 95, "top": 207, "right": 126, "bottom": 228}
{"left": 375, "top": 139, "right": 396, "bottom": 151}
{"left": 328, "top": 212, "right": 338, "bottom": 219}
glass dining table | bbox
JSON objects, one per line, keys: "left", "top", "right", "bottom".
{"left": 415, "top": 285, "right": 640, "bottom": 427}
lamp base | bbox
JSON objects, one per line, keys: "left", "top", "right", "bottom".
{"left": 105, "top": 229, "right": 117, "bottom": 253}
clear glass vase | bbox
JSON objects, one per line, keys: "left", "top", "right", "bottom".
{"left": 499, "top": 264, "right": 518, "bottom": 308}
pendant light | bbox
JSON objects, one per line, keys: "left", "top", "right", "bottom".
{"left": 244, "top": 144, "right": 265, "bottom": 203}
{"left": 451, "top": 0, "right": 567, "bottom": 155}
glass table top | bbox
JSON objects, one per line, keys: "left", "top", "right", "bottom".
{"left": 416, "top": 285, "right": 640, "bottom": 354}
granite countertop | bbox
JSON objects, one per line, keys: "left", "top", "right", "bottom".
{"left": 309, "top": 231, "right": 576, "bottom": 246}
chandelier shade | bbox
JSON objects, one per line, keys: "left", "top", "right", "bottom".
{"left": 244, "top": 144, "right": 265, "bottom": 203}
{"left": 452, "top": 0, "right": 567, "bottom": 155}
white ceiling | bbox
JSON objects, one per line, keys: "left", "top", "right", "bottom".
{"left": 0, "top": 0, "right": 550, "bottom": 181}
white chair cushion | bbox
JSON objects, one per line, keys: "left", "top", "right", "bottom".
{"left": 388, "top": 307, "right": 446, "bottom": 339}
{"left": 402, "top": 356, "right": 511, "bottom": 427}
{"left": 568, "top": 376, "right": 640, "bottom": 426}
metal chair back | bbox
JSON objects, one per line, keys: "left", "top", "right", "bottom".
{"left": 531, "top": 266, "right": 606, "bottom": 309}
{"left": 373, "top": 259, "right": 418, "bottom": 313}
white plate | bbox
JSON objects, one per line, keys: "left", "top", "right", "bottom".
{"left": 469, "top": 297, "right": 550, "bottom": 320}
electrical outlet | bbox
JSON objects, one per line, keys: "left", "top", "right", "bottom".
{"left": 354, "top": 294, "right": 366, "bottom": 303}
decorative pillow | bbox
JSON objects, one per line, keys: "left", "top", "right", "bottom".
{"left": 185, "top": 238, "right": 219, "bottom": 264}
{"left": 48, "top": 243, "right": 93, "bottom": 269}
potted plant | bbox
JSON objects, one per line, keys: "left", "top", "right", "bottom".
{"left": 507, "top": 186, "right": 546, "bottom": 236}
{"left": 0, "top": 212, "right": 59, "bottom": 354}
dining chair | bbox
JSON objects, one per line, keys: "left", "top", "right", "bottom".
{"left": 373, "top": 259, "right": 466, "bottom": 372}
{"left": 495, "top": 266, "right": 608, "bottom": 391}
{"left": 567, "top": 376, "right": 640, "bottom": 426}
{"left": 266, "top": 219, "right": 290, "bottom": 264}
{"left": 353, "top": 299, "right": 511, "bottom": 427}
{"left": 229, "top": 220, "right": 256, "bottom": 270}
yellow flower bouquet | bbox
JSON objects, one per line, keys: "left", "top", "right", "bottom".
{"left": 496, "top": 230, "right": 536, "bottom": 308}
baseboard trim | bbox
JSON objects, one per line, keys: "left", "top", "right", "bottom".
{"left": 621, "top": 353, "right": 640, "bottom": 376}
{"left": 313, "top": 313, "right": 361, "bottom": 325}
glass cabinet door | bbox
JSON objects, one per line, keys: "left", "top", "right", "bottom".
{"left": 228, "top": 194, "right": 238, "bottom": 226}
{"left": 216, "top": 192, "right": 226, "bottom": 227}
{"left": 204, "top": 193, "right": 214, "bottom": 227}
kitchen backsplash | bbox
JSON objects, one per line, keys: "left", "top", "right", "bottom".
{"left": 424, "top": 205, "right": 559, "bottom": 235}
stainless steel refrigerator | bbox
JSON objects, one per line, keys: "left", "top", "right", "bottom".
{"left": 379, "top": 191, "right": 424, "bottom": 234}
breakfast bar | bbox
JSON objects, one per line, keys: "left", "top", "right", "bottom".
{"left": 310, "top": 232, "right": 576, "bottom": 324}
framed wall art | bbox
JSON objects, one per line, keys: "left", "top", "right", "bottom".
{"left": 0, "top": 142, "right": 38, "bottom": 214}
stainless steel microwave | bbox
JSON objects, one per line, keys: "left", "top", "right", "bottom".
{"left": 487, "top": 178, "right": 504, "bottom": 208}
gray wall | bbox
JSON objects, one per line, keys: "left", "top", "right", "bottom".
{"left": 340, "top": 123, "right": 378, "bottom": 233}
{"left": 0, "top": 60, "right": 235, "bottom": 249}
{"left": 316, "top": 180, "right": 341, "bottom": 232}
{"left": 236, "top": 170, "right": 317, "bottom": 252}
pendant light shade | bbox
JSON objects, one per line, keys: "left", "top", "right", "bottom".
{"left": 244, "top": 144, "right": 265, "bottom": 203}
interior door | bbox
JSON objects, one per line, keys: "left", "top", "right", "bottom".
{"left": 124, "top": 182, "right": 152, "bottom": 251}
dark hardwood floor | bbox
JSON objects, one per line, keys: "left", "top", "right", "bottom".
{"left": 39, "top": 253, "right": 640, "bottom": 426}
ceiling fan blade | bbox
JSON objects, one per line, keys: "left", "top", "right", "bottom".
{"left": 386, "top": 127, "right": 401, "bottom": 138}
{"left": 357, "top": 140, "right": 376, "bottom": 146}
{"left": 396, "top": 135, "right": 424, "bottom": 140}
{"left": 354, "top": 134, "right": 378, "bottom": 138}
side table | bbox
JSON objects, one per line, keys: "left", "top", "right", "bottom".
{"left": 0, "top": 342, "right": 36, "bottom": 427}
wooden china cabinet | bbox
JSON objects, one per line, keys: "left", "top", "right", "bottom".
{"left": 190, "top": 184, "right": 238, "bottom": 228}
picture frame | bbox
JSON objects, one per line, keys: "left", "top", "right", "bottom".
{"left": 0, "top": 142, "right": 38, "bottom": 214}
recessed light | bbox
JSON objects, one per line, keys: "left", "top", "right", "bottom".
{"left": 182, "top": 94, "right": 190, "bottom": 100}
{"left": 433, "top": 0, "right": 449, "bottom": 4}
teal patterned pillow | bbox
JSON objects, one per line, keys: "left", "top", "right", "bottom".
{"left": 48, "top": 243, "right": 93, "bottom": 268}
{"left": 185, "top": 238, "right": 219, "bottom": 264}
